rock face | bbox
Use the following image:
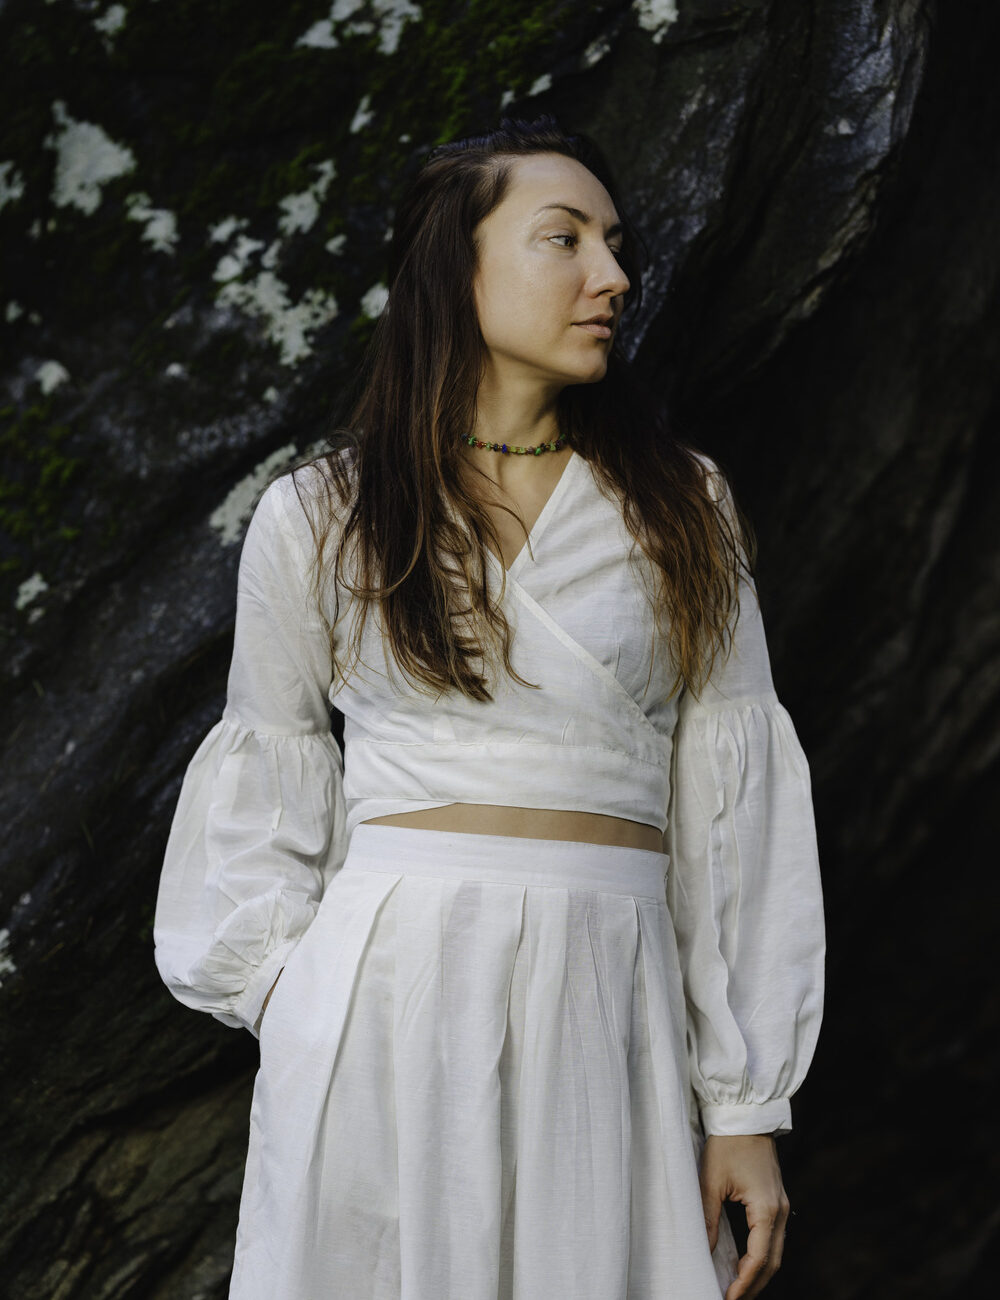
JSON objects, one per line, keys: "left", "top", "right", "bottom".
{"left": 1, "top": 0, "right": 995, "bottom": 1295}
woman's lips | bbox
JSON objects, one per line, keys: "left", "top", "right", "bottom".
{"left": 574, "top": 322, "right": 612, "bottom": 338}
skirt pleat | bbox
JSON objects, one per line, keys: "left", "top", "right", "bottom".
{"left": 229, "top": 825, "right": 739, "bottom": 1299}
{"left": 393, "top": 874, "right": 525, "bottom": 1295}
{"left": 505, "top": 886, "right": 635, "bottom": 1297}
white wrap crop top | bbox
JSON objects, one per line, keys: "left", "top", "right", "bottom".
{"left": 332, "top": 449, "right": 681, "bottom": 837}
{"left": 154, "top": 449, "right": 825, "bottom": 1137}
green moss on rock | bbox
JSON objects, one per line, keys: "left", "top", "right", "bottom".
{"left": 0, "top": 400, "right": 81, "bottom": 577}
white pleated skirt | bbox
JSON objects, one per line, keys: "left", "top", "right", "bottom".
{"left": 229, "top": 824, "right": 739, "bottom": 1298}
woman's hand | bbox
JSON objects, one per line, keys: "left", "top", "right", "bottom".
{"left": 259, "top": 969, "right": 283, "bottom": 1019}
{"left": 699, "top": 1133, "right": 790, "bottom": 1300}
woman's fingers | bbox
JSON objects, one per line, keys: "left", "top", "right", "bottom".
{"left": 769, "top": 1193, "right": 790, "bottom": 1275}
{"left": 725, "top": 1213, "right": 775, "bottom": 1298}
{"left": 700, "top": 1176, "right": 722, "bottom": 1253}
{"left": 725, "top": 1218, "right": 772, "bottom": 1299}
{"left": 699, "top": 1134, "right": 789, "bottom": 1299}
{"left": 724, "top": 1188, "right": 791, "bottom": 1299}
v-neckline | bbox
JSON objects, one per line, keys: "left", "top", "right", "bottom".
{"left": 488, "top": 448, "right": 579, "bottom": 580}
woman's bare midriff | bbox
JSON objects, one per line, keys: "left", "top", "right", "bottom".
{"left": 362, "top": 804, "right": 664, "bottom": 853}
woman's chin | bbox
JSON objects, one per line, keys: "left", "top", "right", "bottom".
{"left": 576, "top": 359, "right": 611, "bottom": 385}
{"left": 552, "top": 352, "right": 611, "bottom": 387}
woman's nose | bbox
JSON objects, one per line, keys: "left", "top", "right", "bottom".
{"left": 589, "top": 245, "right": 630, "bottom": 298}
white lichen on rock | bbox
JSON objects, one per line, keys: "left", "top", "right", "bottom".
{"left": 213, "top": 234, "right": 266, "bottom": 283}
{"left": 125, "top": 191, "right": 179, "bottom": 254}
{"left": 582, "top": 33, "right": 612, "bottom": 67}
{"left": 209, "top": 442, "right": 299, "bottom": 544}
{"left": 277, "top": 159, "right": 337, "bottom": 236}
{"left": 209, "top": 194, "right": 341, "bottom": 364}
{"left": 297, "top": 0, "right": 363, "bottom": 50}
{"left": 217, "top": 272, "right": 339, "bottom": 366}
{"left": 297, "top": 19, "right": 340, "bottom": 50}
{"left": 0, "top": 929, "right": 15, "bottom": 986}
{"left": 16, "top": 571, "right": 49, "bottom": 611}
{"left": 35, "top": 360, "right": 70, "bottom": 393}
{"left": 350, "top": 93, "right": 375, "bottom": 134}
{"left": 209, "top": 215, "right": 248, "bottom": 244}
{"left": 297, "top": 0, "right": 421, "bottom": 56}
{"left": 43, "top": 100, "right": 136, "bottom": 215}
{"left": 633, "top": 0, "right": 680, "bottom": 44}
{"left": 278, "top": 190, "right": 320, "bottom": 237}
{"left": 0, "top": 161, "right": 26, "bottom": 212}
{"left": 372, "top": 0, "right": 421, "bottom": 55}
{"left": 360, "top": 282, "right": 389, "bottom": 318}
{"left": 93, "top": 4, "right": 127, "bottom": 40}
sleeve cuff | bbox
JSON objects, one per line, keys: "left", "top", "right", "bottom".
{"left": 228, "top": 938, "right": 301, "bottom": 1038}
{"left": 699, "top": 1097, "right": 793, "bottom": 1137}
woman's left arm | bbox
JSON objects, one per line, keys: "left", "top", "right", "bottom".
{"left": 665, "top": 482, "right": 825, "bottom": 1295}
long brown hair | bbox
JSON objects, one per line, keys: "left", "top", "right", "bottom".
{"left": 294, "top": 114, "right": 753, "bottom": 702}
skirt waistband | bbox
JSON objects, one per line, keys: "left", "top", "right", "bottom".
{"left": 343, "top": 823, "right": 669, "bottom": 899}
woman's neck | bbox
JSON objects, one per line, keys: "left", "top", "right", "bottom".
{"left": 470, "top": 368, "right": 562, "bottom": 451}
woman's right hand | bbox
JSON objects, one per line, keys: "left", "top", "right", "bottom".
{"left": 260, "top": 969, "right": 283, "bottom": 1019}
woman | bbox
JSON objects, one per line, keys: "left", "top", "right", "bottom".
{"left": 154, "top": 115, "right": 825, "bottom": 1299}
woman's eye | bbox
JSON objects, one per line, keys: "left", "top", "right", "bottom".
{"left": 549, "top": 234, "right": 625, "bottom": 261}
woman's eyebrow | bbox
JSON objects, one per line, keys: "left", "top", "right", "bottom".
{"left": 533, "top": 203, "right": 624, "bottom": 238}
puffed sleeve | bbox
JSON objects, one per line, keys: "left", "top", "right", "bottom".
{"left": 665, "top": 471, "right": 825, "bottom": 1138}
{"left": 153, "top": 469, "right": 349, "bottom": 1037}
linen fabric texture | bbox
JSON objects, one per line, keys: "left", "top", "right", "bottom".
{"left": 153, "top": 449, "right": 825, "bottom": 1298}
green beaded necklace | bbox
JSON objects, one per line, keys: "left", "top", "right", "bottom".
{"left": 463, "top": 432, "right": 568, "bottom": 456}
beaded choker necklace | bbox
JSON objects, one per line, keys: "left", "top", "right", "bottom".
{"left": 463, "top": 432, "right": 568, "bottom": 456}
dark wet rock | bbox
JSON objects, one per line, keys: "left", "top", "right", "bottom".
{"left": 1, "top": 0, "right": 995, "bottom": 1295}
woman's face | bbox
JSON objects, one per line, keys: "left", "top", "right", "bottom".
{"left": 472, "top": 152, "right": 631, "bottom": 392}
